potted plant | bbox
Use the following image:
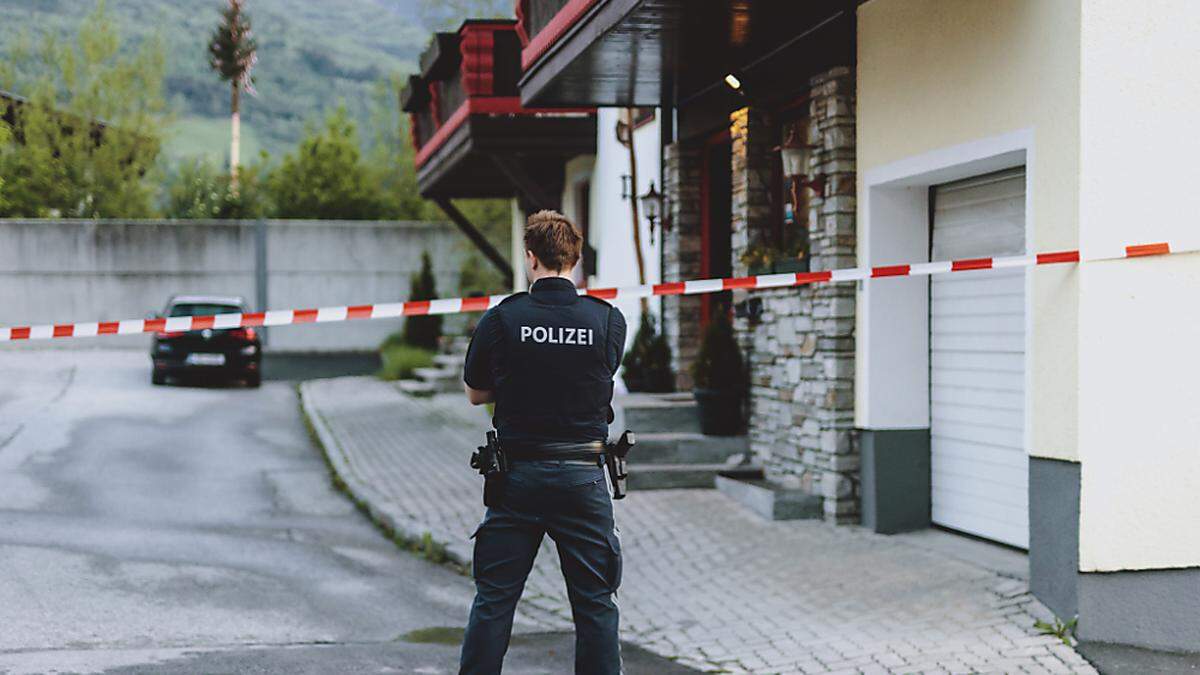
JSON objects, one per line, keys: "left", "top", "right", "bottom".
{"left": 622, "top": 312, "right": 676, "bottom": 392}
{"left": 741, "top": 243, "right": 777, "bottom": 276}
{"left": 740, "top": 239, "right": 808, "bottom": 275}
{"left": 742, "top": 198, "right": 811, "bottom": 275}
{"left": 690, "top": 312, "right": 745, "bottom": 435}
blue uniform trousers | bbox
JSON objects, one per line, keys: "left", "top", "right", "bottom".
{"left": 459, "top": 460, "right": 622, "bottom": 674}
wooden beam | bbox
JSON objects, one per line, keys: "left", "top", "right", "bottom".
{"left": 490, "top": 154, "right": 561, "bottom": 212}
{"left": 433, "top": 197, "right": 514, "bottom": 288}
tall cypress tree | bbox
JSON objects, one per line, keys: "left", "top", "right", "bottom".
{"left": 403, "top": 251, "right": 442, "bottom": 351}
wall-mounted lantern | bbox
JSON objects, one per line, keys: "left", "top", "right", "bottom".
{"left": 640, "top": 180, "right": 667, "bottom": 243}
{"left": 778, "top": 126, "right": 825, "bottom": 196}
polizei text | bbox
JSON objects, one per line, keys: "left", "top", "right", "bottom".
{"left": 519, "top": 325, "right": 595, "bottom": 346}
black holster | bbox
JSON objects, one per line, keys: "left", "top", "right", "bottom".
{"left": 471, "top": 430, "right": 507, "bottom": 507}
{"left": 604, "top": 430, "right": 636, "bottom": 500}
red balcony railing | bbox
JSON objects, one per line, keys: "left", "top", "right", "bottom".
{"left": 515, "top": 0, "right": 598, "bottom": 69}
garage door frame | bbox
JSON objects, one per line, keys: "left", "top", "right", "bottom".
{"left": 857, "top": 128, "right": 1034, "bottom": 540}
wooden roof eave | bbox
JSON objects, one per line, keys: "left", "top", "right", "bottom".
{"left": 414, "top": 110, "right": 597, "bottom": 201}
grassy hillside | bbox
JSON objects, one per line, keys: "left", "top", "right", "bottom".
{"left": 0, "top": 0, "right": 435, "bottom": 163}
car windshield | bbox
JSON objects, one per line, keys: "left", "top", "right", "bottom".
{"left": 168, "top": 303, "right": 241, "bottom": 317}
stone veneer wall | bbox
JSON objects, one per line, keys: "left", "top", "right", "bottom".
{"left": 731, "top": 67, "right": 859, "bottom": 523}
{"left": 662, "top": 142, "right": 703, "bottom": 391}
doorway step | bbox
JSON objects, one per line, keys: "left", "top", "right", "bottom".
{"left": 614, "top": 392, "right": 763, "bottom": 490}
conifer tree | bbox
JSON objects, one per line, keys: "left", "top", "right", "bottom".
{"left": 403, "top": 251, "right": 443, "bottom": 351}
{"left": 622, "top": 312, "right": 675, "bottom": 392}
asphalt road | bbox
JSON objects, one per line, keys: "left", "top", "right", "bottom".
{"left": 0, "top": 349, "right": 693, "bottom": 674}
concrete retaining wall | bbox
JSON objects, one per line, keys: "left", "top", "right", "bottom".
{"left": 0, "top": 219, "right": 466, "bottom": 352}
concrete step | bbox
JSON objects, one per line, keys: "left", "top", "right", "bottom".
{"left": 629, "top": 432, "right": 749, "bottom": 465}
{"left": 433, "top": 354, "right": 464, "bottom": 369}
{"left": 412, "top": 366, "right": 460, "bottom": 392}
{"left": 412, "top": 366, "right": 453, "bottom": 381}
{"left": 616, "top": 392, "right": 701, "bottom": 434}
{"left": 627, "top": 463, "right": 764, "bottom": 491}
{"left": 444, "top": 336, "right": 471, "bottom": 353}
{"left": 715, "top": 474, "right": 823, "bottom": 521}
{"left": 396, "top": 379, "right": 436, "bottom": 398}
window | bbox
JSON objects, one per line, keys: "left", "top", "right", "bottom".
{"left": 169, "top": 304, "right": 241, "bottom": 317}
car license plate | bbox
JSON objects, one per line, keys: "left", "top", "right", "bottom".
{"left": 186, "top": 353, "right": 226, "bottom": 366}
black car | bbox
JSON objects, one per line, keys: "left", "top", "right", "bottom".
{"left": 150, "top": 295, "right": 262, "bottom": 387}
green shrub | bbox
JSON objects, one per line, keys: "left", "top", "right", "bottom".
{"left": 690, "top": 312, "right": 744, "bottom": 392}
{"left": 458, "top": 252, "right": 505, "bottom": 298}
{"left": 0, "top": 4, "right": 167, "bottom": 218}
{"left": 379, "top": 341, "right": 435, "bottom": 381}
{"left": 164, "top": 155, "right": 271, "bottom": 219}
{"left": 267, "top": 106, "right": 387, "bottom": 220}
{"left": 403, "top": 251, "right": 442, "bottom": 351}
{"left": 622, "top": 312, "right": 675, "bottom": 392}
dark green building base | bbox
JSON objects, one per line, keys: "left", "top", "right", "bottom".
{"left": 859, "top": 429, "right": 930, "bottom": 534}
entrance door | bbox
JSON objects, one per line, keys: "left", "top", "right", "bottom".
{"left": 929, "top": 167, "right": 1028, "bottom": 548}
{"left": 701, "top": 131, "right": 732, "bottom": 324}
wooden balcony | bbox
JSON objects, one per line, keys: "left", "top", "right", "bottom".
{"left": 400, "top": 20, "right": 596, "bottom": 202}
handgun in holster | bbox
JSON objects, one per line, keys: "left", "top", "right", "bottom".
{"left": 470, "top": 430, "right": 507, "bottom": 507}
{"left": 604, "top": 430, "right": 636, "bottom": 500}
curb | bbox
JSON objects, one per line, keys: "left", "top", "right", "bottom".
{"left": 299, "top": 380, "right": 474, "bottom": 568}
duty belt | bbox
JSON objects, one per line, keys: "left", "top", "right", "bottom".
{"left": 472, "top": 431, "right": 636, "bottom": 502}
{"left": 502, "top": 441, "right": 605, "bottom": 463}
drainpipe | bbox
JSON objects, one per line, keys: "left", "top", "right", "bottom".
{"left": 254, "top": 217, "right": 268, "bottom": 348}
{"left": 624, "top": 108, "right": 649, "bottom": 317}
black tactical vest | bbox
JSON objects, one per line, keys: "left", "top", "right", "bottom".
{"left": 484, "top": 277, "right": 622, "bottom": 444}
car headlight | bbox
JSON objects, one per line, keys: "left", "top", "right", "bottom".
{"left": 240, "top": 345, "right": 258, "bottom": 356}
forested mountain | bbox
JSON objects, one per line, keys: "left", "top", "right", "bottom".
{"left": 0, "top": 0, "right": 508, "bottom": 163}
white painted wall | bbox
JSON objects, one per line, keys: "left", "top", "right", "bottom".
{"left": 856, "top": 0, "right": 1081, "bottom": 464}
{"left": 1077, "top": 0, "right": 1200, "bottom": 572}
{"left": 860, "top": 134, "right": 1030, "bottom": 429}
{"left": 584, "top": 108, "right": 662, "bottom": 365}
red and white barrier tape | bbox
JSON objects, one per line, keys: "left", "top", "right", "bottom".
{"left": 0, "top": 241, "right": 1185, "bottom": 342}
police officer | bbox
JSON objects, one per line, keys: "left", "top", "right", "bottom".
{"left": 459, "top": 210, "right": 627, "bottom": 675}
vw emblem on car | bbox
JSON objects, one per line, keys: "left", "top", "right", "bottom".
{"left": 201, "top": 329, "right": 213, "bottom": 339}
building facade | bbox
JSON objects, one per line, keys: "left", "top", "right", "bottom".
{"left": 856, "top": 0, "right": 1200, "bottom": 651}
{"left": 411, "top": 0, "right": 1200, "bottom": 653}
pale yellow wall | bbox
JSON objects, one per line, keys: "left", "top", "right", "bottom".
{"left": 857, "top": 0, "right": 1081, "bottom": 461}
{"left": 1076, "top": 0, "right": 1200, "bottom": 571}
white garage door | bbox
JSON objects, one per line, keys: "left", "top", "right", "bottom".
{"left": 930, "top": 168, "right": 1028, "bottom": 549}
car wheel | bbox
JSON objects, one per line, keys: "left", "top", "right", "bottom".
{"left": 152, "top": 371, "right": 166, "bottom": 386}
{"left": 246, "top": 373, "right": 261, "bottom": 388}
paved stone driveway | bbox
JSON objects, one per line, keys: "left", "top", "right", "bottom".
{"left": 302, "top": 377, "right": 1096, "bottom": 674}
